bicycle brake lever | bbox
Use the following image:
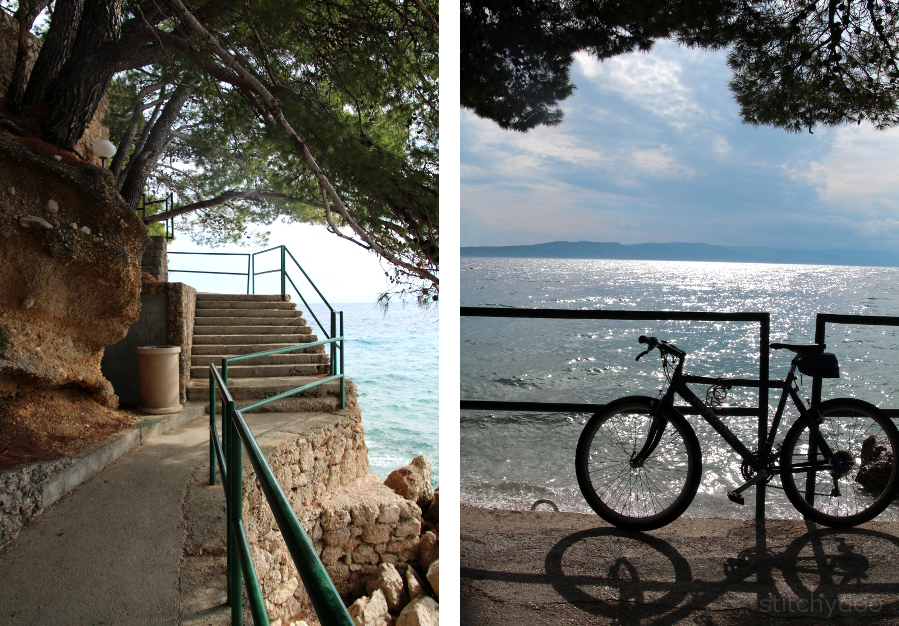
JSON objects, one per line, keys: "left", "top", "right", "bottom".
{"left": 636, "top": 348, "right": 652, "bottom": 362}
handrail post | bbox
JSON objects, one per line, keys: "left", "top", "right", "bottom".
{"left": 226, "top": 400, "right": 243, "bottom": 624}
{"left": 281, "top": 245, "right": 286, "bottom": 301}
{"left": 251, "top": 253, "right": 255, "bottom": 294}
{"left": 330, "top": 310, "right": 337, "bottom": 376}
{"left": 340, "top": 311, "right": 345, "bottom": 409}
{"left": 246, "top": 253, "right": 251, "bottom": 295}
{"left": 209, "top": 370, "right": 217, "bottom": 486}
{"left": 756, "top": 314, "right": 770, "bottom": 520}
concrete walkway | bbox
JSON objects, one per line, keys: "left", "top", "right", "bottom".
{"left": 0, "top": 414, "right": 228, "bottom": 625}
{"left": 462, "top": 507, "right": 899, "bottom": 625}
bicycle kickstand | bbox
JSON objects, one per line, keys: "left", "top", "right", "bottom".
{"left": 727, "top": 471, "right": 769, "bottom": 506}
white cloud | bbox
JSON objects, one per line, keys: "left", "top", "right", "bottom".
{"left": 573, "top": 49, "right": 704, "bottom": 130}
{"left": 787, "top": 125, "right": 899, "bottom": 211}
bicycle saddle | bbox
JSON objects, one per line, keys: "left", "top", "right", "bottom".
{"left": 770, "top": 342, "right": 825, "bottom": 353}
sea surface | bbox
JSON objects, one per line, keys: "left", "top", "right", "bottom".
{"left": 309, "top": 301, "right": 439, "bottom": 487}
{"left": 461, "top": 258, "right": 899, "bottom": 519}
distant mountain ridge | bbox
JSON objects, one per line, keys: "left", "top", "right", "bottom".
{"left": 460, "top": 241, "right": 899, "bottom": 267}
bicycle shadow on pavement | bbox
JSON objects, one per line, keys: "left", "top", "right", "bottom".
{"left": 543, "top": 521, "right": 899, "bottom": 625}
{"left": 460, "top": 509, "right": 899, "bottom": 625}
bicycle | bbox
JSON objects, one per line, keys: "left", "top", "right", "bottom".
{"left": 575, "top": 335, "right": 899, "bottom": 532}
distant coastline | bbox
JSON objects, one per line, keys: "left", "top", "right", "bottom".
{"left": 460, "top": 241, "right": 899, "bottom": 267}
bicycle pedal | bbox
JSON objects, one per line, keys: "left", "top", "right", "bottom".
{"left": 727, "top": 491, "right": 745, "bottom": 505}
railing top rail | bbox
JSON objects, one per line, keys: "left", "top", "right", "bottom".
{"left": 285, "top": 248, "right": 333, "bottom": 311}
{"left": 230, "top": 407, "right": 353, "bottom": 624}
{"left": 817, "top": 313, "right": 899, "bottom": 326}
{"left": 168, "top": 251, "right": 250, "bottom": 256}
{"left": 209, "top": 363, "right": 235, "bottom": 404}
{"left": 252, "top": 245, "right": 284, "bottom": 256}
{"left": 223, "top": 337, "right": 342, "bottom": 365}
{"left": 461, "top": 307, "right": 769, "bottom": 322}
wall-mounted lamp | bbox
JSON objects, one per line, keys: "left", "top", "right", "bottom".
{"left": 92, "top": 139, "right": 117, "bottom": 168}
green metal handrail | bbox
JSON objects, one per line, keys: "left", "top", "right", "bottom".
{"left": 169, "top": 245, "right": 341, "bottom": 360}
{"left": 209, "top": 357, "right": 351, "bottom": 626}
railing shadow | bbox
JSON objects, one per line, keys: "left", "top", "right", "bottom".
{"left": 463, "top": 520, "right": 899, "bottom": 624}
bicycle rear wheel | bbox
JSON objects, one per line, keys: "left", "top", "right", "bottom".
{"left": 780, "top": 398, "right": 899, "bottom": 528}
{"left": 576, "top": 396, "right": 701, "bottom": 532}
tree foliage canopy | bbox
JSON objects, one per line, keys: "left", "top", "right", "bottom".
{"left": 462, "top": 0, "right": 899, "bottom": 134}
{"left": 1, "top": 0, "right": 438, "bottom": 301}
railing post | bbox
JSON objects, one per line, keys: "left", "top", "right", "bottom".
{"left": 226, "top": 400, "right": 243, "bottom": 624}
{"left": 209, "top": 370, "right": 217, "bottom": 486}
{"left": 251, "top": 253, "right": 255, "bottom": 294}
{"left": 330, "top": 310, "right": 337, "bottom": 376}
{"left": 756, "top": 314, "right": 770, "bottom": 520}
{"left": 340, "top": 311, "right": 345, "bottom": 409}
{"left": 246, "top": 253, "right": 251, "bottom": 295}
{"left": 281, "top": 245, "right": 286, "bottom": 301}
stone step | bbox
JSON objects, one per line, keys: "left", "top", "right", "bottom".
{"left": 190, "top": 363, "right": 326, "bottom": 378}
{"left": 194, "top": 307, "right": 301, "bottom": 319}
{"left": 193, "top": 324, "right": 313, "bottom": 336}
{"left": 191, "top": 353, "right": 326, "bottom": 367}
{"left": 187, "top": 375, "right": 353, "bottom": 412}
{"left": 191, "top": 316, "right": 309, "bottom": 327}
{"left": 196, "top": 293, "right": 288, "bottom": 302}
{"left": 195, "top": 300, "right": 297, "bottom": 311}
{"left": 192, "top": 333, "right": 319, "bottom": 345}
{"left": 191, "top": 343, "right": 326, "bottom": 356}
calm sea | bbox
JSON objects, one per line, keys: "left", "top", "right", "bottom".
{"left": 461, "top": 258, "right": 899, "bottom": 519}
{"left": 310, "top": 302, "right": 439, "bottom": 487}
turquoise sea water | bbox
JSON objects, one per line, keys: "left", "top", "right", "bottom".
{"left": 309, "top": 301, "right": 439, "bottom": 487}
{"left": 461, "top": 258, "right": 899, "bottom": 519}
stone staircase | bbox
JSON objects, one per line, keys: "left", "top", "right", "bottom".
{"left": 185, "top": 293, "right": 353, "bottom": 412}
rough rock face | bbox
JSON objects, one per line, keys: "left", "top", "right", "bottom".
{"left": 857, "top": 434, "right": 894, "bottom": 492}
{"left": 384, "top": 455, "right": 434, "bottom": 511}
{"left": 0, "top": 132, "right": 146, "bottom": 406}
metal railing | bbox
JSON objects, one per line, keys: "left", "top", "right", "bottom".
{"left": 461, "top": 307, "right": 899, "bottom": 520}
{"left": 813, "top": 313, "right": 899, "bottom": 418}
{"left": 169, "top": 245, "right": 341, "bottom": 364}
{"left": 140, "top": 193, "right": 175, "bottom": 240}
{"left": 208, "top": 337, "right": 349, "bottom": 625}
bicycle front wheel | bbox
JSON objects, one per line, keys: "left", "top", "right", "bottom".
{"left": 576, "top": 396, "right": 701, "bottom": 532}
{"left": 780, "top": 398, "right": 899, "bottom": 528}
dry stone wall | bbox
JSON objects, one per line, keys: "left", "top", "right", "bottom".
{"left": 240, "top": 408, "right": 426, "bottom": 625}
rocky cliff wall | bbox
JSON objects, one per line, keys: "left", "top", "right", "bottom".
{"left": 0, "top": 132, "right": 146, "bottom": 406}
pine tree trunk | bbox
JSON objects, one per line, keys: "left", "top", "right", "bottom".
{"left": 119, "top": 86, "right": 192, "bottom": 210}
{"left": 6, "top": 0, "right": 51, "bottom": 114}
{"left": 23, "top": 0, "right": 87, "bottom": 109}
{"left": 39, "top": 0, "right": 125, "bottom": 149}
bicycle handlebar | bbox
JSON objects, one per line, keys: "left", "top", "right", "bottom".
{"left": 636, "top": 335, "right": 686, "bottom": 361}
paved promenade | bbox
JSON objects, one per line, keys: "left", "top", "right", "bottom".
{"left": 0, "top": 414, "right": 230, "bottom": 625}
{"left": 462, "top": 506, "right": 899, "bottom": 625}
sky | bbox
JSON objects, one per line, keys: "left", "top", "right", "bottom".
{"left": 166, "top": 220, "right": 393, "bottom": 303}
{"left": 461, "top": 41, "right": 899, "bottom": 253}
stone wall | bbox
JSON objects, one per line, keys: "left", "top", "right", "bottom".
{"left": 137, "top": 280, "right": 196, "bottom": 405}
{"left": 141, "top": 235, "right": 168, "bottom": 282}
{"left": 241, "top": 408, "right": 424, "bottom": 625}
{"left": 0, "top": 458, "right": 73, "bottom": 547}
{"left": 0, "top": 9, "right": 109, "bottom": 166}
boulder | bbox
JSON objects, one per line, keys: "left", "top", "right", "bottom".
{"left": 405, "top": 566, "right": 428, "bottom": 601}
{"left": 396, "top": 596, "right": 438, "bottom": 626}
{"left": 365, "top": 563, "right": 409, "bottom": 612}
{"left": 384, "top": 455, "right": 433, "bottom": 510}
{"left": 419, "top": 531, "right": 438, "bottom": 573}
{"left": 423, "top": 488, "right": 438, "bottom": 526}
{"left": 348, "top": 589, "right": 390, "bottom": 626}
{"left": 857, "top": 434, "right": 894, "bottom": 493}
{"left": 426, "top": 559, "right": 439, "bottom": 598}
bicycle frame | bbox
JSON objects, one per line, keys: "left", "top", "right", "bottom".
{"left": 634, "top": 355, "right": 839, "bottom": 479}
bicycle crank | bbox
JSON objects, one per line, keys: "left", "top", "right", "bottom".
{"left": 727, "top": 471, "right": 770, "bottom": 506}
